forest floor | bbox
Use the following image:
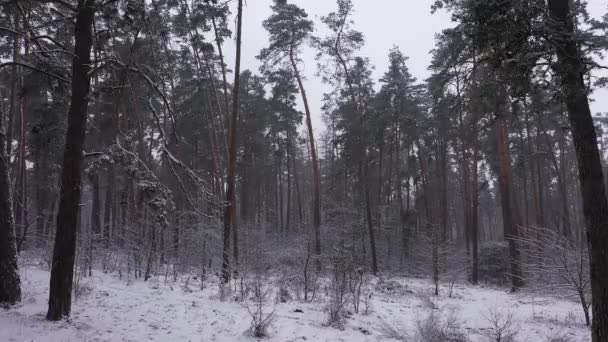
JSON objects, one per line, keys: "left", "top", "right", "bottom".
{"left": 0, "top": 261, "right": 591, "bottom": 341}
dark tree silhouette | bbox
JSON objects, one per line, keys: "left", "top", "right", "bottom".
{"left": 47, "top": 0, "right": 96, "bottom": 320}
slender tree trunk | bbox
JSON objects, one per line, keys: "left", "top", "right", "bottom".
{"left": 34, "top": 150, "right": 47, "bottom": 247}
{"left": 292, "top": 148, "right": 304, "bottom": 224}
{"left": 471, "top": 128, "right": 480, "bottom": 285}
{"left": 240, "top": 149, "right": 250, "bottom": 224}
{"left": 46, "top": 0, "right": 95, "bottom": 320}
{"left": 222, "top": 0, "right": 243, "bottom": 285}
{"left": 111, "top": 182, "right": 119, "bottom": 244}
{"left": 525, "top": 111, "right": 541, "bottom": 227}
{"left": 14, "top": 28, "right": 29, "bottom": 247}
{"left": 0, "top": 89, "right": 21, "bottom": 306}
{"left": 15, "top": 69, "right": 28, "bottom": 249}
{"left": 88, "top": 173, "right": 101, "bottom": 271}
{"left": 103, "top": 168, "right": 113, "bottom": 248}
{"left": 396, "top": 126, "right": 408, "bottom": 260}
{"left": 144, "top": 224, "right": 157, "bottom": 282}
{"left": 363, "top": 152, "right": 378, "bottom": 274}
{"left": 385, "top": 136, "right": 393, "bottom": 206}
{"left": 7, "top": 13, "right": 18, "bottom": 158}
{"left": 518, "top": 119, "right": 530, "bottom": 228}
{"left": 438, "top": 129, "right": 448, "bottom": 241}
{"left": 494, "top": 94, "right": 524, "bottom": 291}
{"left": 418, "top": 145, "right": 438, "bottom": 294}
{"left": 462, "top": 143, "right": 471, "bottom": 255}
{"left": 558, "top": 130, "right": 572, "bottom": 238}
{"left": 377, "top": 140, "right": 384, "bottom": 204}
{"left": 278, "top": 150, "right": 284, "bottom": 233}
{"left": 535, "top": 130, "right": 546, "bottom": 227}
{"left": 90, "top": 174, "right": 101, "bottom": 237}
{"left": 547, "top": 1, "right": 608, "bottom": 339}
{"left": 286, "top": 135, "right": 292, "bottom": 232}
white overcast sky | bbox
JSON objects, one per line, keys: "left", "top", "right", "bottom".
{"left": 223, "top": 0, "right": 608, "bottom": 134}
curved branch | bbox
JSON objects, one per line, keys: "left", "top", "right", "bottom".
{"left": 0, "top": 62, "right": 70, "bottom": 83}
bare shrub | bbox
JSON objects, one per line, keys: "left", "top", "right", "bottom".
{"left": 414, "top": 308, "right": 469, "bottom": 342}
{"left": 325, "top": 244, "right": 368, "bottom": 327}
{"left": 378, "top": 307, "right": 467, "bottom": 342}
{"left": 257, "top": 236, "right": 318, "bottom": 303}
{"left": 481, "top": 307, "right": 519, "bottom": 342}
{"left": 325, "top": 246, "right": 353, "bottom": 328}
{"left": 515, "top": 226, "right": 591, "bottom": 326}
{"left": 298, "top": 242, "right": 319, "bottom": 303}
{"left": 245, "top": 275, "right": 275, "bottom": 338}
{"left": 409, "top": 230, "right": 457, "bottom": 296}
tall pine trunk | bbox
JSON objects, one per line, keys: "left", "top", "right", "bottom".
{"left": 494, "top": 94, "right": 524, "bottom": 291}
{"left": 46, "top": 0, "right": 95, "bottom": 320}
{"left": 547, "top": 1, "right": 608, "bottom": 339}
{"left": 222, "top": 0, "right": 243, "bottom": 285}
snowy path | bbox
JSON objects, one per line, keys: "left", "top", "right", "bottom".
{"left": 0, "top": 264, "right": 591, "bottom": 341}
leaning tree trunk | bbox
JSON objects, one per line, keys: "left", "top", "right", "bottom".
{"left": 0, "top": 90, "right": 21, "bottom": 306}
{"left": 547, "top": 1, "right": 608, "bottom": 340}
{"left": 46, "top": 0, "right": 95, "bottom": 320}
{"left": 212, "top": 16, "right": 231, "bottom": 133}
{"left": 290, "top": 45, "right": 321, "bottom": 269}
{"left": 221, "top": 0, "right": 243, "bottom": 285}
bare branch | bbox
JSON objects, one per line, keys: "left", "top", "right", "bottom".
{"left": 0, "top": 62, "right": 70, "bottom": 83}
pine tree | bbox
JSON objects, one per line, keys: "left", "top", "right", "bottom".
{"left": 259, "top": 0, "right": 322, "bottom": 265}
{"left": 546, "top": 0, "right": 608, "bottom": 339}
{"left": 47, "top": 0, "right": 96, "bottom": 320}
{"left": 222, "top": 0, "right": 243, "bottom": 285}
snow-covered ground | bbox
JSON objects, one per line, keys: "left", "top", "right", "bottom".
{"left": 1, "top": 263, "right": 590, "bottom": 341}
